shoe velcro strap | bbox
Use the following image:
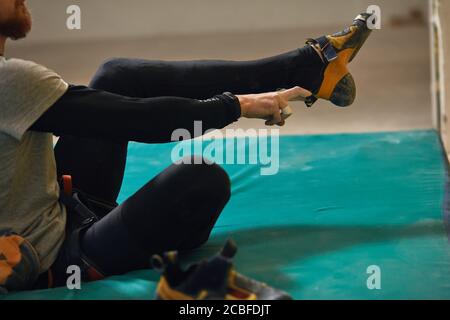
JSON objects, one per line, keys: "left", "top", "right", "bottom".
{"left": 315, "top": 36, "right": 337, "bottom": 62}
{"left": 307, "top": 36, "right": 337, "bottom": 63}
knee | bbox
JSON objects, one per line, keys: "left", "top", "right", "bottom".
{"left": 180, "top": 155, "right": 231, "bottom": 201}
{"left": 89, "top": 58, "right": 130, "bottom": 92}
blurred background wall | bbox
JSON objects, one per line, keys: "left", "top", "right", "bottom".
{"left": 8, "top": 0, "right": 431, "bottom": 135}
{"left": 17, "top": 0, "right": 426, "bottom": 44}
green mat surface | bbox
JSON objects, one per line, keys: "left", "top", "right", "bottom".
{"left": 3, "top": 129, "right": 450, "bottom": 300}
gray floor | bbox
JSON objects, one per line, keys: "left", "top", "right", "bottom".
{"left": 9, "top": 23, "right": 432, "bottom": 135}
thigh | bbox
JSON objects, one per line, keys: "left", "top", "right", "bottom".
{"left": 80, "top": 156, "right": 231, "bottom": 275}
{"left": 53, "top": 58, "right": 140, "bottom": 203}
{"left": 54, "top": 135, "right": 128, "bottom": 204}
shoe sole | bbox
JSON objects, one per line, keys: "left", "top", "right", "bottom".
{"left": 330, "top": 73, "right": 356, "bottom": 107}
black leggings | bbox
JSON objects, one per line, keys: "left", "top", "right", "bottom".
{"left": 52, "top": 45, "right": 323, "bottom": 280}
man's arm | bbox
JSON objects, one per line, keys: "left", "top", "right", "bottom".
{"left": 30, "top": 85, "right": 241, "bottom": 143}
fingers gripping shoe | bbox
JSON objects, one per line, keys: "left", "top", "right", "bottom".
{"left": 152, "top": 239, "right": 293, "bottom": 300}
{"left": 305, "top": 13, "right": 374, "bottom": 108}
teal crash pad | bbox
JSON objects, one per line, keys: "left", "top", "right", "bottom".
{"left": 3, "top": 129, "right": 450, "bottom": 300}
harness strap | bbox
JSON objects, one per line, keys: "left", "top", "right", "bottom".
{"left": 47, "top": 175, "right": 107, "bottom": 287}
{"left": 61, "top": 175, "right": 73, "bottom": 196}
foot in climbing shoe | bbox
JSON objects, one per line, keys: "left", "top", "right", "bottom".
{"left": 305, "top": 12, "right": 375, "bottom": 107}
{"left": 325, "top": 12, "right": 375, "bottom": 63}
{"left": 152, "top": 239, "right": 293, "bottom": 300}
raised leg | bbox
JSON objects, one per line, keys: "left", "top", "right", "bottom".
{"left": 89, "top": 45, "right": 325, "bottom": 99}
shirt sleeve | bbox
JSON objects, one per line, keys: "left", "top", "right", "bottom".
{"left": 30, "top": 85, "right": 242, "bottom": 143}
{"left": 0, "top": 59, "right": 69, "bottom": 140}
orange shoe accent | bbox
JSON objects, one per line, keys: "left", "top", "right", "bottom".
{"left": 316, "top": 48, "right": 355, "bottom": 107}
{"left": 226, "top": 270, "right": 257, "bottom": 300}
{"left": 156, "top": 276, "right": 196, "bottom": 300}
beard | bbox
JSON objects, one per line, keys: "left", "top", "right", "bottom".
{"left": 0, "top": 1, "right": 32, "bottom": 40}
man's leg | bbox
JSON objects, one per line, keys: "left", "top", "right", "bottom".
{"left": 79, "top": 156, "right": 231, "bottom": 276}
{"left": 89, "top": 45, "right": 324, "bottom": 99}
{"left": 54, "top": 45, "right": 323, "bottom": 202}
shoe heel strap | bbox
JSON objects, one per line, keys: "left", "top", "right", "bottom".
{"left": 306, "top": 36, "right": 337, "bottom": 63}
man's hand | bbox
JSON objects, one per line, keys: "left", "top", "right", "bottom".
{"left": 236, "top": 86, "right": 312, "bottom": 126}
